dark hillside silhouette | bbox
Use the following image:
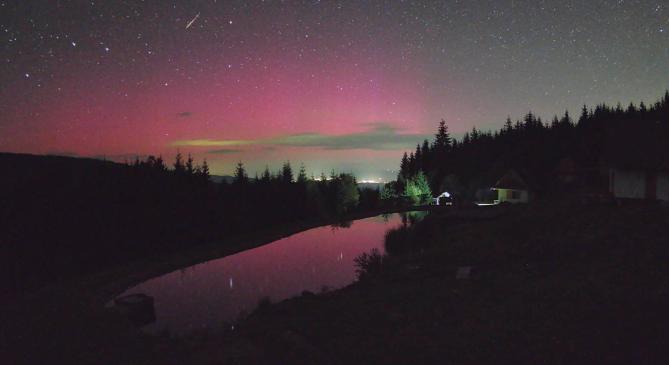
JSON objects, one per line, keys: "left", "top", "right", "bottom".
{"left": 0, "top": 153, "right": 377, "bottom": 293}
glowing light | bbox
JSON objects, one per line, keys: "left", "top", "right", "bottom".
{"left": 359, "top": 179, "right": 385, "bottom": 184}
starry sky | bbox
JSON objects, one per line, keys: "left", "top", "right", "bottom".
{"left": 1, "top": 1, "right": 667, "bottom": 179}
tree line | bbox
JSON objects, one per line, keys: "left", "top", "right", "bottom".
{"left": 0, "top": 151, "right": 381, "bottom": 293}
{"left": 386, "top": 91, "right": 669, "bottom": 201}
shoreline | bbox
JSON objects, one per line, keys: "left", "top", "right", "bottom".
{"left": 94, "top": 205, "right": 435, "bottom": 305}
{"left": 0, "top": 203, "right": 502, "bottom": 364}
{"left": 95, "top": 203, "right": 503, "bottom": 307}
{"left": 200, "top": 203, "right": 669, "bottom": 364}
{"left": 11, "top": 204, "right": 434, "bottom": 309}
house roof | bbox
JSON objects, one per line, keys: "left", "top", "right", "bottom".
{"left": 493, "top": 169, "right": 529, "bottom": 190}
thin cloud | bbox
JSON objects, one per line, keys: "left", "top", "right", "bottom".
{"left": 207, "top": 148, "right": 242, "bottom": 154}
{"left": 173, "top": 139, "right": 255, "bottom": 147}
{"left": 272, "top": 123, "right": 428, "bottom": 150}
{"left": 171, "top": 123, "right": 430, "bottom": 151}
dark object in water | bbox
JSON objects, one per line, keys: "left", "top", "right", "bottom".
{"left": 114, "top": 293, "right": 156, "bottom": 326}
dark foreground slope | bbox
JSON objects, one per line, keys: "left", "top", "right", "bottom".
{"left": 0, "top": 152, "right": 381, "bottom": 294}
{"left": 212, "top": 203, "right": 669, "bottom": 364}
{"left": 2, "top": 202, "right": 667, "bottom": 364}
{"left": 0, "top": 152, "right": 216, "bottom": 293}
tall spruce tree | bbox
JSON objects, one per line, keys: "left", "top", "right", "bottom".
{"left": 261, "top": 165, "right": 271, "bottom": 183}
{"left": 578, "top": 105, "right": 589, "bottom": 125}
{"left": 200, "top": 159, "right": 210, "bottom": 182}
{"left": 173, "top": 152, "right": 185, "bottom": 174}
{"left": 434, "top": 119, "right": 451, "bottom": 151}
{"left": 233, "top": 162, "right": 248, "bottom": 185}
{"left": 296, "top": 164, "right": 308, "bottom": 184}
{"left": 281, "top": 161, "right": 293, "bottom": 183}
{"left": 399, "top": 152, "right": 409, "bottom": 179}
{"left": 186, "top": 154, "right": 195, "bottom": 175}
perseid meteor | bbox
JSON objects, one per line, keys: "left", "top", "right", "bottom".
{"left": 185, "top": 13, "right": 200, "bottom": 29}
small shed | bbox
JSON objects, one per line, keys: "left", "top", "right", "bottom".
{"left": 604, "top": 122, "right": 669, "bottom": 203}
{"left": 492, "top": 170, "right": 530, "bottom": 204}
{"left": 609, "top": 167, "right": 669, "bottom": 202}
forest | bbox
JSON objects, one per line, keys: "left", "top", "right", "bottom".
{"left": 0, "top": 152, "right": 379, "bottom": 294}
{"left": 386, "top": 91, "right": 669, "bottom": 202}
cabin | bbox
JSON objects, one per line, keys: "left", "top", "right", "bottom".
{"left": 609, "top": 167, "right": 669, "bottom": 202}
{"left": 492, "top": 170, "right": 530, "bottom": 204}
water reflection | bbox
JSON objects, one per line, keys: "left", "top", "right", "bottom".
{"left": 330, "top": 220, "right": 353, "bottom": 230}
{"left": 117, "top": 211, "right": 426, "bottom": 335}
{"left": 384, "top": 210, "right": 432, "bottom": 256}
{"left": 401, "top": 210, "right": 429, "bottom": 226}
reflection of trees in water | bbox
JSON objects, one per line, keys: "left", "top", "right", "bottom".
{"left": 384, "top": 212, "right": 433, "bottom": 256}
{"left": 399, "top": 210, "right": 429, "bottom": 226}
{"left": 353, "top": 212, "right": 430, "bottom": 280}
{"left": 330, "top": 220, "right": 353, "bottom": 232}
{"left": 384, "top": 226, "right": 416, "bottom": 256}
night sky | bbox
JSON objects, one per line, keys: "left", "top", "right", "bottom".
{"left": 1, "top": 1, "right": 667, "bottom": 179}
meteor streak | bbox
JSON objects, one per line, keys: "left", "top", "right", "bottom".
{"left": 185, "top": 13, "right": 200, "bottom": 29}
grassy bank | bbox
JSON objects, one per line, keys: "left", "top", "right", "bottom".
{"left": 202, "top": 202, "right": 669, "bottom": 364}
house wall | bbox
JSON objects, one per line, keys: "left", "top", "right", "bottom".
{"left": 657, "top": 172, "right": 669, "bottom": 202}
{"left": 496, "top": 188, "right": 529, "bottom": 204}
{"left": 611, "top": 169, "right": 646, "bottom": 199}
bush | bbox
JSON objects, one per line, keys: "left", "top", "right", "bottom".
{"left": 354, "top": 248, "right": 385, "bottom": 280}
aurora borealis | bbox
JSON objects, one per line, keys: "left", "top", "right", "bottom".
{"left": 1, "top": 1, "right": 668, "bottom": 179}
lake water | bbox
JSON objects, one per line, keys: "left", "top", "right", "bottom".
{"left": 117, "top": 211, "right": 427, "bottom": 335}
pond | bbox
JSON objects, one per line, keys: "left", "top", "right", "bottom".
{"left": 116, "top": 211, "right": 428, "bottom": 335}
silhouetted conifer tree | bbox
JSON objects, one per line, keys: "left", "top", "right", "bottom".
{"left": 297, "top": 164, "right": 308, "bottom": 184}
{"left": 434, "top": 119, "right": 451, "bottom": 152}
{"left": 399, "top": 152, "right": 409, "bottom": 180}
{"left": 174, "top": 152, "right": 185, "bottom": 174}
{"left": 504, "top": 117, "right": 513, "bottom": 132}
{"left": 261, "top": 165, "right": 271, "bottom": 184}
{"left": 282, "top": 161, "right": 293, "bottom": 183}
{"left": 234, "top": 162, "right": 248, "bottom": 185}
{"left": 578, "top": 105, "right": 589, "bottom": 125}
{"left": 639, "top": 101, "right": 647, "bottom": 113}
{"left": 199, "top": 159, "right": 210, "bottom": 183}
{"left": 186, "top": 154, "right": 194, "bottom": 175}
